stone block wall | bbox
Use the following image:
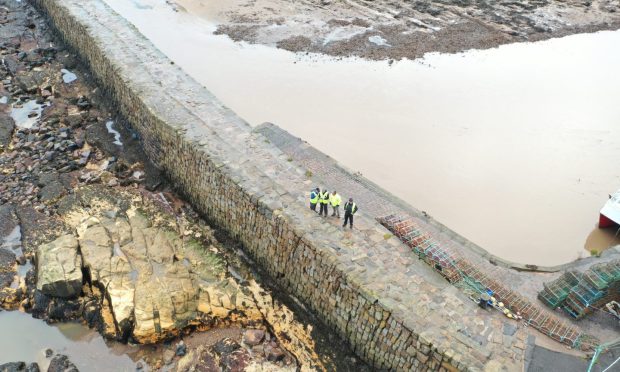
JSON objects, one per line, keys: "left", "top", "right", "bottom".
{"left": 32, "top": 0, "right": 523, "bottom": 370}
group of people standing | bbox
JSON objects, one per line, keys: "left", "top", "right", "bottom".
{"left": 309, "top": 188, "right": 359, "bottom": 229}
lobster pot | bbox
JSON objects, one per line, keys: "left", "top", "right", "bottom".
{"left": 538, "top": 271, "right": 581, "bottom": 309}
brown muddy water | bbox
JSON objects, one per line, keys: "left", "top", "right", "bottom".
{"left": 103, "top": 0, "right": 620, "bottom": 266}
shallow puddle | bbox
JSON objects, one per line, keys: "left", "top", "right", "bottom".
{"left": 10, "top": 100, "right": 44, "bottom": 129}
{"left": 1, "top": 225, "right": 21, "bottom": 251}
{"left": 0, "top": 311, "right": 142, "bottom": 371}
{"left": 103, "top": 0, "right": 620, "bottom": 266}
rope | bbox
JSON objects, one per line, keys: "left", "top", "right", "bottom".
{"left": 587, "top": 337, "right": 620, "bottom": 372}
{"left": 587, "top": 346, "right": 603, "bottom": 372}
{"left": 601, "top": 355, "right": 620, "bottom": 372}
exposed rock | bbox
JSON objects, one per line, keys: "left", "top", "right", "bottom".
{"left": 47, "top": 354, "right": 78, "bottom": 372}
{"left": 266, "top": 346, "right": 285, "bottom": 362}
{"left": 71, "top": 203, "right": 262, "bottom": 343}
{"left": 35, "top": 235, "right": 82, "bottom": 298}
{"left": 213, "top": 338, "right": 241, "bottom": 355}
{"left": 194, "top": 349, "right": 218, "bottom": 372}
{"left": 220, "top": 348, "right": 251, "bottom": 372}
{"left": 0, "top": 361, "right": 39, "bottom": 371}
{"left": 0, "top": 362, "right": 26, "bottom": 372}
{"left": 163, "top": 349, "right": 175, "bottom": 365}
{"left": 243, "top": 329, "right": 265, "bottom": 346}
{"left": 37, "top": 173, "right": 66, "bottom": 202}
{"left": 0, "top": 248, "right": 16, "bottom": 289}
{"left": 175, "top": 340, "right": 187, "bottom": 356}
{"left": 0, "top": 113, "right": 15, "bottom": 149}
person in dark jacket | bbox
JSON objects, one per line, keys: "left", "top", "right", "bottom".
{"left": 343, "top": 198, "right": 358, "bottom": 229}
{"left": 319, "top": 189, "right": 330, "bottom": 216}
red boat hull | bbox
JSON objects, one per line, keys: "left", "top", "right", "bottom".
{"left": 600, "top": 214, "right": 617, "bottom": 229}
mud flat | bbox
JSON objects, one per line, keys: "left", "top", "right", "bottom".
{"left": 177, "top": 0, "right": 620, "bottom": 60}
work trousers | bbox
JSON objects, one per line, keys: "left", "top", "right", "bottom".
{"left": 310, "top": 202, "right": 317, "bottom": 212}
{"left": 343, "top": 212, "right": 354, "bottom": 228}
{"left": 332, "top": 205, "right": 340, "bottom": 217}
{"left": 319, "top": 203, "right": 328, "bottom": 216}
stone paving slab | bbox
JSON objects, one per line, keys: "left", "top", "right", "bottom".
{"left": 256, "top": 123, "right": 620, "bottom": 348}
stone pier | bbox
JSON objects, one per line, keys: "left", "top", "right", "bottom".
{"left": 31, "top": 0, "right": 529, "bottom": 370}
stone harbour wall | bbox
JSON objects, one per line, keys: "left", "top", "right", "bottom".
{"left": 32, "top": 0, "right": 525, "bottom": 370}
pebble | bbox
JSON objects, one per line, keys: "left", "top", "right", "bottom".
{"left": 175, "top": 340, "right": 187, "bottom": 356}
{"left": 243, "top": 329, "right": 265, "bottom": 346}
{"left": 163, "top": 349, "right": 175, "bottom": 365}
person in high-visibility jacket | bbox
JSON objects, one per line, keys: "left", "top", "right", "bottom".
{"left": 330, "top": 190, "right": 342, "bottom": 218}
{"left": 309, "top": 187, "right": 319, "bottom": 212}
{"left": 343, "top": 198, "right": 358, "bottom": 229}
{"left": 319, "top": 188, "right": 330, "bottom": 216}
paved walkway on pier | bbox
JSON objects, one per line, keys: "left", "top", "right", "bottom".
{"left": 255, "top": 122, "right": 620, "bottom": 353}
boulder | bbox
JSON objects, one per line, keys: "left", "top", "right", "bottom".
{"left": 36, "top": 235, "right": 83, "bottom": 298}
{"left": 47, "top": 354, "right": 78, "bottom": 372}
{"left": 243, "top": 329, "right": 265, "bottom": 346}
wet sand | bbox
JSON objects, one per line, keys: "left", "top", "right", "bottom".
{"left": 103, "top": 0, "right": 620, "bottom": 266}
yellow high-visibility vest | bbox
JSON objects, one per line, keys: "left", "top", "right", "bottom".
{"left": 320, "top": 191, "right": 330, "bottom": 204}
{"left": 310, "top": 191, "right": 319, "bottom": 204}
{"left": 330, "top": 194, "right": 341, "bottom": 207}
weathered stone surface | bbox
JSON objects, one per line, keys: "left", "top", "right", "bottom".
{"left": 0, "top": 113, "right": 15, "bottom": 148}
{"left": 0, "top": 248, "right": 16, "bottom": 289}
{"left": 0, "top": 362, "right": 26, "bottom": 372}
{"left": 213, "top": 338, "right": 241, "bottom": 355}
{"left": 36, "top": 234, "right": 82, "bottom": 298}
{"left": 47, "top": 354, "right": 78, "bottom": 372}
{"left": 243, "top": 329, "right": 265, "bottom": 346}
{"left": 74, "top": 209, "right": 260, "bottom": 343}
{"left": 0, "top": 362, "right": 39, "bottom": 372}
{"left": 220, "top": 348, "right": 251, "bottom": 371}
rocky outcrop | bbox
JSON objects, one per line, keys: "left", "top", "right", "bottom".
{"left": 0, "top": 362, "right": 40, "bottom": 372}
{"left": 35, "top": 235, "right": 82, "bottom": 298}
{"left": 43, "top": 200, "right": 263, "bottom": 343}
{"left": 77, "top": 212, "right": 199, "bottom": 342}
